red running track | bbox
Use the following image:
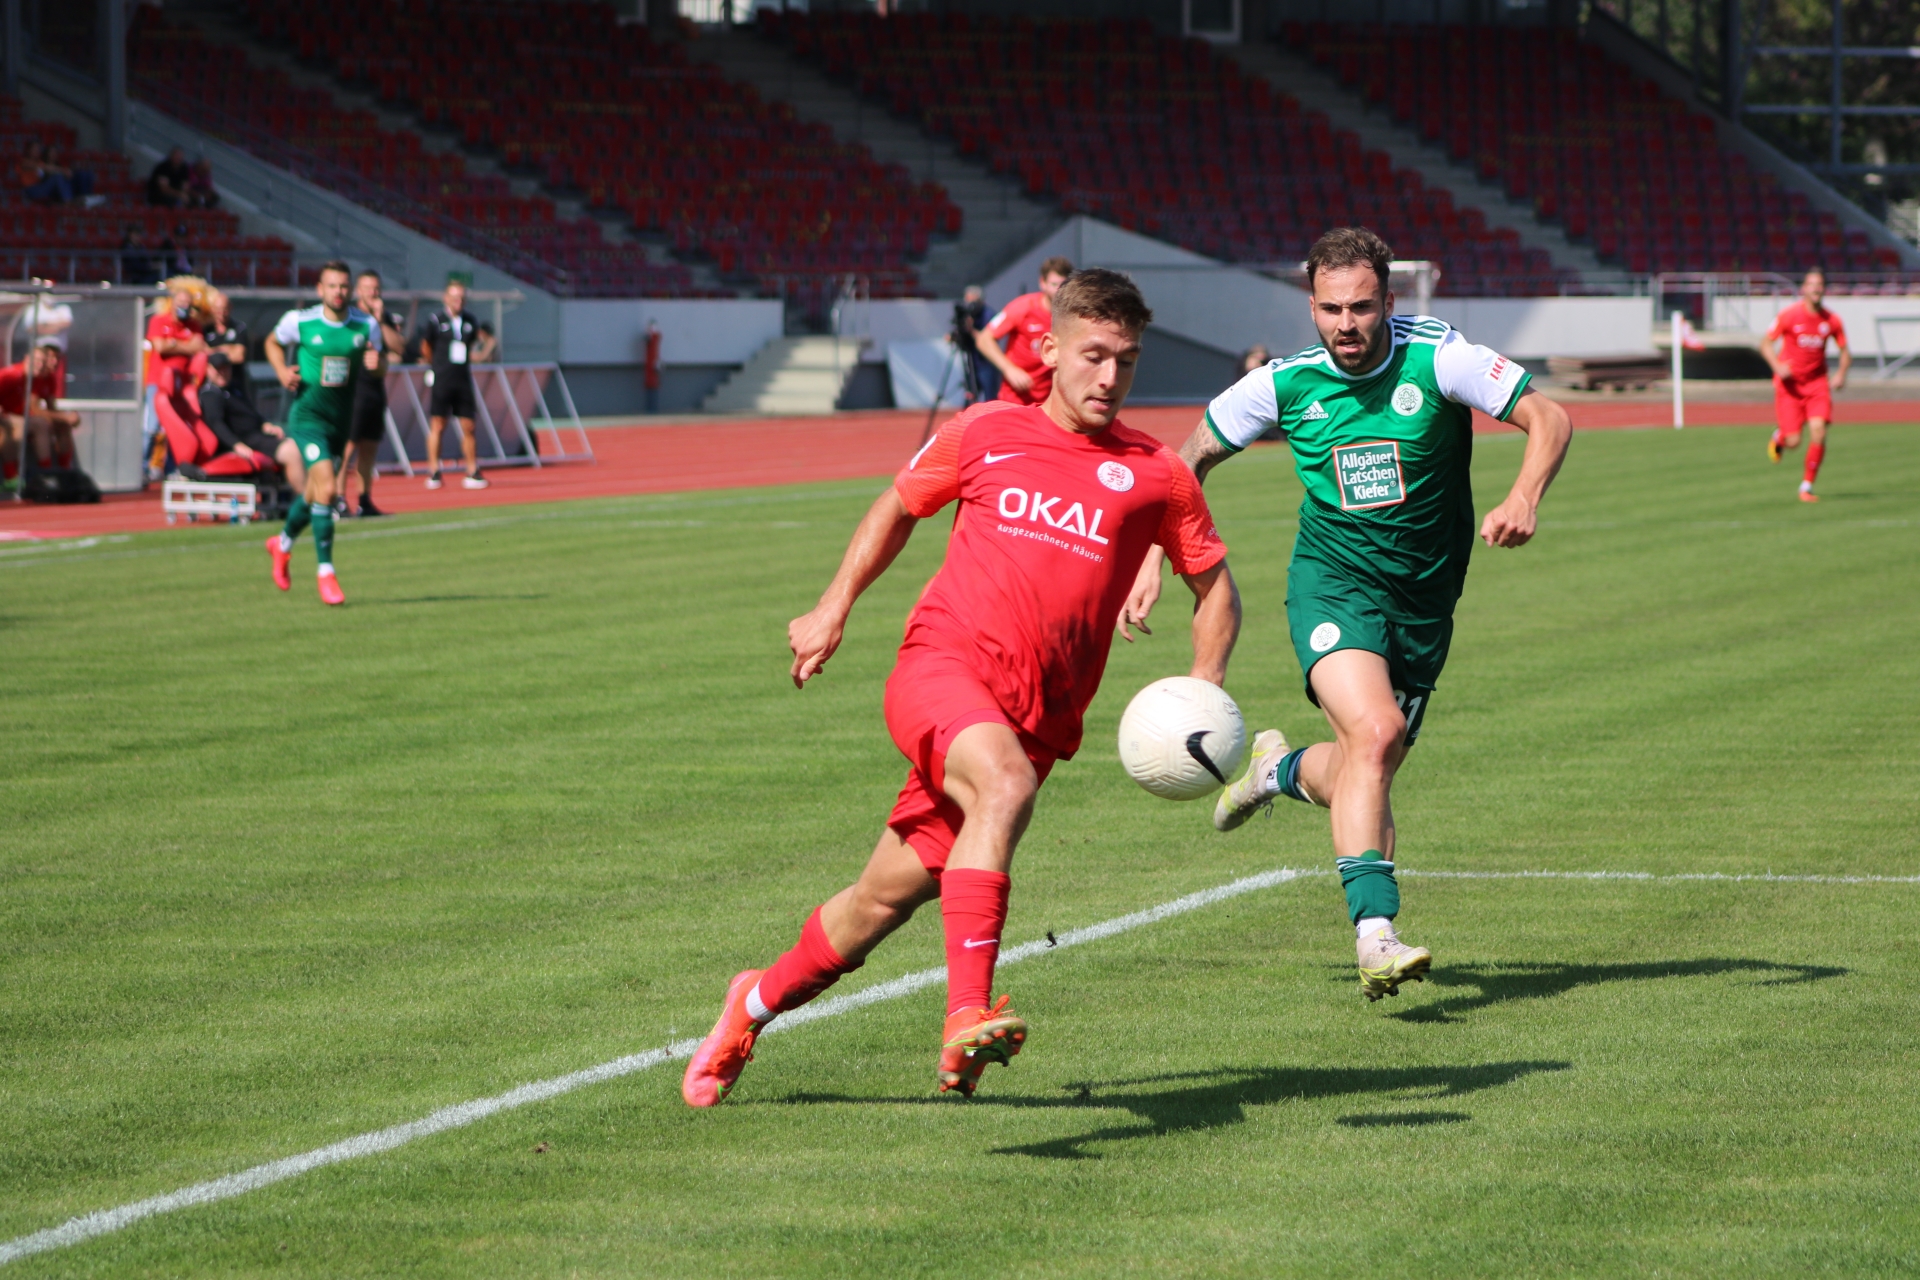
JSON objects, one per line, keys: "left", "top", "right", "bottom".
{"left": 3, "top": 400, "right": 1913, "bottom": 542}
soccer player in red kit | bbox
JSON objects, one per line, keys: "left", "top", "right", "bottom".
{"left": 1764, "top": 267, "right": 1850, "bottom": 502}
{"left": 683, "top": 270, "right": 1241, "bottom": 1106}
{"left": 974, "top": 255, "right": 1073, "bottom": 406}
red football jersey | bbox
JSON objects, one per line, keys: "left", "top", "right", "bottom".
{"left": 984, "top": 291, "right": 1055, "bottom": 406}
{"left": 0, "top": 362, "right": 59, "bottom": 415}
{"left": 892, "top": 401, "right": 1227, "bottom": 757}
{"left": 1766, "top": 302, "right": 1846, "bottom": 383}
{"left": 145, "top": 312, "right": 203, "bottom": 387}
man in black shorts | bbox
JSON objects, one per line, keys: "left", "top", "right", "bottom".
{"left": 341, "top": 269, "right": 404, "bottom": 517}
{"left": 413, "top": 279, "right": 495, "bottom": 490}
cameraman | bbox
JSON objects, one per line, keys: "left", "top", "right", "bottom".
{"left": 953, "top": 285, "right": 998, "bottom": 403}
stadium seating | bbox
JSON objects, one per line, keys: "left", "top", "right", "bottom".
{"left": 1293, "top": 23, "right": 1904, "bottom": 281}
{"left": 0, "top": 97, "right": 290, "bottom": 285}
{"left": 765, "top": 12, "right": 1571, "bottom": 297}
{"left": 130, "top": 11, "right": 707, "bottom": 298}
{"left": 233, "top": 0, "right": 960, "bottom": 317}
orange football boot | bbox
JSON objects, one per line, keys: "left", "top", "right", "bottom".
{"left": 266, "top": 536, "right": 291, "bottom": 591}
{"left": 937, "top": 994, "right": 1027, "bottom": 1096}
{"left": 682, "top": 969, "right": 764, "bottom": 1107}
{"left": 317, "top": 571, "right": 346, "bottom": 606}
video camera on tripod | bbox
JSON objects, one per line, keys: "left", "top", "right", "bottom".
{"left": 918, "top": 298, "right": 987, "bottom": 445}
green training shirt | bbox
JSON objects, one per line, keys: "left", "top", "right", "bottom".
{"left": 1205, "top": 314, "right": 1531, "bottom": 624}
{"left": 272, "top": 304, "right": 378, "bottom": 436}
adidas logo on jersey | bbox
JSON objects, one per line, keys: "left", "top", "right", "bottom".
{"left": 1301, "top": 401, "right": 1329, "bottom": 421}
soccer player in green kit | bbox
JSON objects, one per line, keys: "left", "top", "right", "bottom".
{"left": 263, "top": 261, "right": 382, "bottom": 606}
{"left": 1124, "top": 228, "right": 1572, "bottom": 1001}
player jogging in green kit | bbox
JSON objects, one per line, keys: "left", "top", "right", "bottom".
{"left": 1123, "top": 227, "right": 1572, "bottom": 1001}
{"left": 263, "top": 261, "right": 382, "bottom": 606}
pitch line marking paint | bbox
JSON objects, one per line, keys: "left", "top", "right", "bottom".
{"left": 5, "top": 861, "right": 1913, "bottom": 1264}
{"left": 0, "top": 868, "right": 1307, "bottom": 1267}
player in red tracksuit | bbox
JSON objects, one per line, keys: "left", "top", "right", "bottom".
{"left": 683, "top": 269, "right": 1241, "bottom": 1106}
{"left": 975, "top": 255, "right": 1073, "bottom": 407}
{"left": 1764, "top": 267, "right": 1851, "bottom": 503}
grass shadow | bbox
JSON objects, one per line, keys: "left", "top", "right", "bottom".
{"left": 1391, "top": 958, "right": 1847, "bottom": 1024}
{"left": 776, "top": 1059, "right": 1568, "bottom": 1160}
{"left": 1336, "top": 1110, "right": 1471, "bottom": 1128}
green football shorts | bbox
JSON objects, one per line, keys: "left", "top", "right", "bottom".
{"left": 285, "top": 407, "right": 347, "bottom": 469}
{"left": 1285, "top": 554, "right": 1451, "bottom": 744}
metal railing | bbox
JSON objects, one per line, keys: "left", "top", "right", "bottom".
{"left": 0, "top": 247, "right": 302, "bottom": 287}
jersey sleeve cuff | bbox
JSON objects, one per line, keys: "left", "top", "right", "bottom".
{"left": 1168, "top": 544, "right": 1228, "bottom": 579}
{"left": 1203, "top": 411, "right": 1245, "bottom": 454}
{"left": 1495, "top": 371, "right": 1533, "bottom": 422}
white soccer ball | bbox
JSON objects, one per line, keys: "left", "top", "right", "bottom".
{"left": 1117, "top": 677, "right": 1248, "bottom": 801}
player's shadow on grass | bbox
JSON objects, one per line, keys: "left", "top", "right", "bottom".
{"left": 1391, "top": 958, "right": 1846, "bottom": 1024}
{"left": 780, "top": 1060, "right": 1567, "bottom": 1160}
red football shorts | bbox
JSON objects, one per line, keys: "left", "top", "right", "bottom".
{"left": 882, "top": 642, "right": 1056, "bottom": 872}
{"left": 1774, "top": 376, "right": 1832, "bottom": 435}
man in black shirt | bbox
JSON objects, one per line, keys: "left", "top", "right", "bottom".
{"left": 148, "top": 147, "right": 191, "bottom": 208}
{"left": 412, "top": 279, "right": 495, "bottom": 490}
{"left": 205, "top": 291, "right": 251, "bottom": 402}
{"left": 341, "top": 269, "right": 404, "bottom": 517}
{"left": 193, "top": 353, "right": 303, "bottom": 481}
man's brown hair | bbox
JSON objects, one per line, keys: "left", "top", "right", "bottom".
{"left": 318, "top": 259, "right": 352, "bottom": 279}
{"left": 1051, "top": 267, "right": 1153, "bottom": 334}
{"left": 1039, "top": 255, "right": 1074, "bottom": 281}
{"left": 1305, "top": 227, "right": 1394, "bottom": 290}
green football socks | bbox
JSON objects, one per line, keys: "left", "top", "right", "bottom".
{"left": 311, "top": 503, "right": 335, "bottom": 570}
{"left": 283, "top": 497, "right": 311, "bottom": 544}
{"left": 1338, "top": 850, "right": 1399, "bottom": 924}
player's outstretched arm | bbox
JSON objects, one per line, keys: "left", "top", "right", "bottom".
{"left": 1480, "top": 389, "right": 1572, "bottom": 549}
{"left": 1119, "top": 417, "right": 1238, "bottom": 639}
{"left": 1182, "top": 561, "right": 1241, "bottom": 686}
{"left": 788, "top": 487, "right": 920, "bottom": 688}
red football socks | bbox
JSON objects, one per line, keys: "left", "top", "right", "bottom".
{"left": 942, "top": 868, "right": 1011, "bottom": 1014}
{"left": 753, "top": 907, "right": 861, "bottom": 1017}
{"left": 1804, "top": 442, "right": 1825, "bottom": 485}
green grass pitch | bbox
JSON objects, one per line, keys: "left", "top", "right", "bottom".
{"left": 3, "top": 422, "right": 1917, "bottom": 1276}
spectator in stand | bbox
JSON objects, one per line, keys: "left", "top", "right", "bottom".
{"left": 188, "top": 352, "right": 302, "bottom": 481}
{"left": 148, "top": 146, "right": 192, "bottom": 208}
{"left": 157, "top": 224, "right": 194, "bottom": 278}
{"left": 0, "top": 342, "right": 81, "bottom": 469}
{"left": 958, "top": 284, "right": 998, "bottom": 403}
{"left": 413, "top": 279, "right": 496, "bottom": 489}
{"left": 644, "top": 318, "right": 662, "bottom": 414}
{"left": 187, "top": 156, "right": 219, "bottom": 209}
{"left": 205, "top": 290, "right": 250, "bottom": 400}
{"left": 19, "top": 141, "right": 90, "bottom": 205}
{"left": 974, "top": 255, "right": 1071, "bottom": 407}
{"left": 143, "top": 282, "right": 209, "bottom": 482}
{"left": 120, "top": 226, "right": 158, "bottom": 286}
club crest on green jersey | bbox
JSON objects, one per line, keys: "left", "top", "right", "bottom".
{"left": 1391, "top": 383, "right": 1425, "bottom": 415}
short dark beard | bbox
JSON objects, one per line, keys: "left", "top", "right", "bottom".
{"left": 1327, "top": 323, "right": 1391, "bottom": 375}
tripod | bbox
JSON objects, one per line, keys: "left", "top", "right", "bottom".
{"left": 919, "top": 336, "right": 983, "bottom": 446}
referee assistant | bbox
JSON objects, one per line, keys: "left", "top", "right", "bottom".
{"left": 413, "top": 279, "right": 496, "bottom": 490}
{"left": 342, "top": 269, "right": 404, "bottom": 516}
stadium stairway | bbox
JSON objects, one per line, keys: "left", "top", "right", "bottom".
{"left": 689, "top": 27, "right": 1061, "bottom": 299}
{"left": 1224, "top": 43, "right": 1607, "bottom": 284}
{"left": 700, "top": 336, "right": 863, "bottom": 415}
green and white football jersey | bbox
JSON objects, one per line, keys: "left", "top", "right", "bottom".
{"left": 1205, "top": 315, "right": 1531, "bottom": 624}
{"left": 272, "top": 305, "right": 378, "bottom": 440}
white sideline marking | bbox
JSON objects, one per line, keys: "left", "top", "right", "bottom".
{"left": 0, "top": 867, "right": 1307, "bottom": 1266}
{"left": 1402, "top": 869, "right": 1920, "bottom": 885}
